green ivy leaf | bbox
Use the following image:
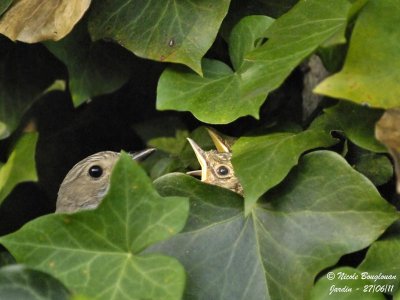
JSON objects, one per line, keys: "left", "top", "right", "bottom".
{"left": 157, "top": 58, "right": 242, "bottom": 123}
{"left": 45, "top": 21, "right": 130, "bottom": 107}
{"left": 397, "top": 291, "right": 400, "bottom": 300}
{"left": 148, "top": 129, "right": 189, "bottom": 156}
{"left": 315, "top": 0, "right": 400, "bottom": 108}
{"left": 0, "top": 40, "right": 60, "bottom": 139}
{"left": 0, "top": 0, "right": 12, "bottom": 16}
{"left": 358, "top": 223, "right": 400, "bottom": 294}
{"left": 0, "top": 133, "right": 38, "bottom": 206}
{"left": 151, "top": 151, "right": 397, "bottom": 300}
{"left": 0, "top": 265, "right": 70, "bottom": 300}
{"left": 311, "top": 267, "right": 386, "bottom": 300}
{"left": 311, "top": 101, "right": 385, "bottom": 152}
{"left": 0, "top": 252, "right": 15, "bottom": 268}
{"left": 229, "top": 15, "right": 275, "bottom": 70}
{"left": 0, "top": 153, "right": 189, "bottom": 300}
{"left": 232, "top": 129, "right": 336, "bottom": 214}
{"left": 157, "top": 0, "right": 353, "bottom": 124}
{"left": 353, "top": 152, "right": 393, "bottom": 186}
{"left": 88, "top": 0, "right": 230, "bottom": 74}
{"left": 220, "top": 0, "right": 297, "bottom": 39}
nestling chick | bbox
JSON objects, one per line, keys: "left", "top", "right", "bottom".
{"left": 56, "top": 149, "right": 154, "bottom": 213}
{"left": 187, "top": 128, "right": 243, "bottom": 195}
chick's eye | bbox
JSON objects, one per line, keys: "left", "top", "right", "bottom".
{"left": 88, "top": 165, "right": 103, "bottom": 178}
{"left": 216, "top": 165, "right": 230, "bottom": 176}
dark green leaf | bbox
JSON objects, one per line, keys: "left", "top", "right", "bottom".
{"left": 0, "top": 153, "right": 189, "bottom": 300}
{"left": 0, "top": 265, "right": 70, "bottom": 300}
{"left": 353, "top": 152, "right": 393, "bottom": 186}
{"left": 151, "top": 151, "right": 397, "bottom": 300}
{"left": 88, "top": 0, "right": 230, "bottom": 74}
{"left": 148, "top": 157, "right": 185, "bottom": 180}
{"left": 45, "top": 22, "right": 130, "bottom": 107}
{"left": 0, "top": 133, "right": 38, "bottom": 206}
{"left": 358, "top": 223, "right": 400, "bottom": 294}
{"left": 229, "top": 15, "right": 274, "bottom": 70}
{"left": 221, "top": 0, "right": 297, "bottom": 39}
{"left": 148, "top": 129, "right": 189, "bottom": 155}
{"left": 311, "top": 101, "right": 385, "bottom": 152}
{"left": 395, "top": 293, "right": 400, "bottom": 300}
{"left": 0, "top": 252, "right": 15, "bottom": 268}
{"left": 232, "top": 129, "right": 336, "bottom": 213}
{"left": 0, "top": 0, "right": 12, "bottom": 16}
{"left": 157, "top": 0, "right": 353, "bottom": 123}
{"left": 311, "top": 267, "right": 386, "bottom": 300}
{"left": 315, "top": 0, "right": 400, "bottom": 108}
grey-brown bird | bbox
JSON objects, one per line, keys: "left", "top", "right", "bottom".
{"left": 56, "top": 149, "right": 154, "bottom": 213}
{"left": 187, "top": 128, "right": 243, "bottom": 195}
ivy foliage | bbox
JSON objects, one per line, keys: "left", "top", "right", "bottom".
{"left": 0, "top": 0, "right": 399, "bottom": 299}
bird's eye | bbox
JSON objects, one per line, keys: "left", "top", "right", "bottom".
{"left": 216, "top": 165, "right": 230, "bottom": 177}
{"left": 88, "top": 165, "right": 103, "bottom": 178}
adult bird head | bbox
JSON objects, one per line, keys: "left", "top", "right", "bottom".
{"left": 56, "top": 149, "right": 155, "bottom": 213}
{"left": 187, "top": 128, "right": 243, "bottom": 195}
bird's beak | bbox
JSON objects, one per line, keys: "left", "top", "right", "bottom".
{"left": 206, "top": 127, "right": 231, "bottom": 153}
{"left": 130, "top": 148, "right": 156, "bottom": 161}
{"left": 186, "top": 138, "right": 208, "bottom": 181}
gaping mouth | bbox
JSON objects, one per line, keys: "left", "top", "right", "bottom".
{"left": 186, "top": 138, "right": 208, "bottom": 181}
{"left": 186, "top": 128, "right": 232, "bottom": 182}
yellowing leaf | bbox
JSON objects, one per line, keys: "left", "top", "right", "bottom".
{"left": 376, "top": 108, "right": 400, "bottom": 192}
{"left": 0, "top": 0, "right": 91, "bottom": 43}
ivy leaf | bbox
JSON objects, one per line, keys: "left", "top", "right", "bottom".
{"left": 157, "top": 59, "right": 242, "bottom": 123}
{"left": 0, "top": 265, "right": 70, "bottom": 300}
{"left": 157, "top": 0, "right": 353, "bottom": 124}
{"left": 151, "top": 151, "right": 397, "bottom": 300}
{"left": 0, "top": 252, "right": 15, "bottom": 268}
{"left": 0, "top": 133, "right": 38, "bottom": 206}
{"left": 315, "top": 0, "right": 400, "bottom": 108}
{"left": 0, "top": 153, "right": 189, "bottom": 300}
{"left": 311, "top": 101, "right": 385, "bottom": 153}
{"left": 229, "top": 15, "right": 275, "bottom": 70}
{"left": 45, "top": 21, "right": 130, "bottom": 107}
{"left": 0, "top": 0, "right": 91, "bottom": 43}
{"left": 353, "top": 151, "right": 393, "bottom": 186}
{"left": 358, "top": 222, "right": 400, "bottom": 294}
{"left": 220, "top": 0, "right": 297, "bottom": 39}
{"left": 311, "top": 267, "right": 386, "bottom": 300}
{"left": 232, "top": 129, "right": 336, "bottom": 214}
{"left": 0, "top": 0, "right": 12, "bottom": 16}
{"left": 148, "top": 130, "right": 189, "bottom": 156}
{"left": 88, "top": 0, "right": 230, "bottom": 74}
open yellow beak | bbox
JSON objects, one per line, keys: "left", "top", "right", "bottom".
{"left": 186, "top": 138, "right": 208, "bottom": 181}
{"left": 206, "top": 128, "right": 231, "bottom": 153}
